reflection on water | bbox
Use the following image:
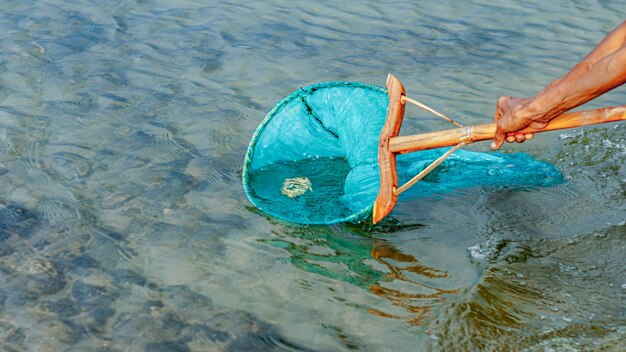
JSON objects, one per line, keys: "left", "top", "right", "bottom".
{"left": 368, "top": 241, "right": 458, "bottom": 326}
{"left": 262, "top": 222, "right": 462, "bottom": 328}
{"left": 0, "top": 0, "right": 624, "bottom": 350}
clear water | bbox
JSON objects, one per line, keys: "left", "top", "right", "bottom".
{"left": 0, "top": 0, "right": 624, "bottom": 351}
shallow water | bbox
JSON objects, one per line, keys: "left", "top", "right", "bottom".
{"left": 0, "top": 0, "right": 624, "bottom": 351}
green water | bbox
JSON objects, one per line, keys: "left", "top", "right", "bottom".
{"left": 0, "top": 0, "right": 623, "bottom": 351}
{"left": 248, "top": 157, "right": 357, "bottom": 224}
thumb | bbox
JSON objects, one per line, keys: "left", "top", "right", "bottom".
{"left": 528, "top": 121, "right": 549, "bottom": 130}
{"left": 491, "top": 130, "right": 505, "bottom": 150}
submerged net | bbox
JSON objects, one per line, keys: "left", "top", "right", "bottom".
{"left": 243, "top": 82, "right": 562, "bottom": 224}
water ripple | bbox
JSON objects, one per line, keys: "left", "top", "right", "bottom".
{"left": 0, "top": 0, "right": 623, "bottom": 350}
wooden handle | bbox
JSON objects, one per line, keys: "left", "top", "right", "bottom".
{"left": 389, "top": 105, "right": 626, "bottom": 154}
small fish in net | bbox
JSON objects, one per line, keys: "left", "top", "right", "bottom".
{"left": 281, "top": 177, "right": 313, "bottom": 198}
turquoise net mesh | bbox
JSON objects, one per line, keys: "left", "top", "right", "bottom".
{"left": 243, "top": 82, "right": 562, "bottom": 224}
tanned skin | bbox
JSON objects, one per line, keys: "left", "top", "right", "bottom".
{"left": 492, "top": 20, "right": 626, "bottom": 150}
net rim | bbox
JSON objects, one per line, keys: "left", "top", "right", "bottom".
{"left": 242, "top": 81, "right": 388, "bottom": 225}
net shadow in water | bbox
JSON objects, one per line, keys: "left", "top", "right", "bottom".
{"left": 260, "top": 223, "right": 464, "bottom": 328}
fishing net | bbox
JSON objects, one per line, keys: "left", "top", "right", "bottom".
{"left": 242, "top": 81, "right": 562, "bottom": 225}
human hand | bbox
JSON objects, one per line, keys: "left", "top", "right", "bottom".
{"left": 491, "top": 96, "right": 550, "bottom": 150}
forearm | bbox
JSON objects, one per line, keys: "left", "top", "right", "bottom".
{"left": 575, "top": 20, "right": 626, "bottom": 66}
{"left": 492, "top": 20, "right": 626, "bottom": 149}
{"left": 525, "top": 21, "right": 626, "bottom": 121}
{"left": 527, "top": 46, "right": 626, "bottom": 119}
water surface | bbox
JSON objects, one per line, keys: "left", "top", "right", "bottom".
{"left": 0, "top": 0, "right": 624, "bottom": 351}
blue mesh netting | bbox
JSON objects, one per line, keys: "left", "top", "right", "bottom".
{"left": 242, "top": 82, "right": 563, "bottom": 224}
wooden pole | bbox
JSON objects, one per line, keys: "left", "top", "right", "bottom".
{"left": 389, "top": 105, "right": 626, "bottom": 154}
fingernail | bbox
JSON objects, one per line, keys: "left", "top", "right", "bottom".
{"left": 490, "top": 142, "right": 496, "bottom": 149}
